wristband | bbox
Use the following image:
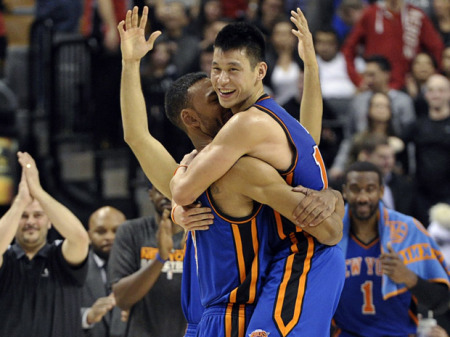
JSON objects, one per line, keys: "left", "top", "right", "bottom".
{"left": 155, "top": 252, "right": 168, "bottom": 264}
{"left": 173, "top": 164, "right": 188, "bottom": 176}
{"left": 171, "top": 205, "right": 179, "bottom": 225}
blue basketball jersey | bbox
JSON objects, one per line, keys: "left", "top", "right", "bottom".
{"left": 333, "top": 234, "right": 417, "bottom": 337}
{"left": 253, "top": 95, "right": 330, "bottom": 255}
{"left": 254, "top": 95, "right": 328, "bottom": 191}
{"left": 194, "top": 192, "right": 277, "bottom": 308}
{"left": 181, "top": 232, "right": 204, "bottom": 334}
{"left": 245, "top": 95, "right": 345, "bottom": 337}
{"left": 190, "top": 190, "right": 281, "bottom": 337}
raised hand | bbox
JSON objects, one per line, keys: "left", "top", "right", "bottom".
{"left": 17, "top": 151, "right": 43, "bottom": 199}
{"left": 16, "top": 169, "right": 32, "bottom": 207}
{"left": 380, "top": 242, "right": 418, "bottom": 287}
{"left": 157, "top": 209, "right": 174, "bottom": 260}
{"left": 117, "top": 6, "right": 162, "bottom": 62}
{"left": 290, "top": 8, "right": 315, "bottom": 67}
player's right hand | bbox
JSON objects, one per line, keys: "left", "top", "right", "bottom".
{"left": 172, "top": 203, "right": 214, "bottom": 231}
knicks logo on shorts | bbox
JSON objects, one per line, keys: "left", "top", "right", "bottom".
{"left": 249, "top": 329, "right": 270, "bottom": 337}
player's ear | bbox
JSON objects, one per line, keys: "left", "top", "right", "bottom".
{"left": 180, "top": 108, "right": 200, "bottom": 128}
{"left": 257, "top": 62, "right": 267, "bottom": 81}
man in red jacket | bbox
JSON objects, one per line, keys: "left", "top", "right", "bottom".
{"left": 342, "top": 0, "right": 444, "bottom": 90}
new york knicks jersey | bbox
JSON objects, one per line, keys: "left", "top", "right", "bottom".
{"left": 253, "top": 95, "right": 329, "bottom": 251}
{"left": 181, "top": 232, "right": 204, "bottom": 336}
{"left": 193, "top": 192, "right": 278, "bottom": 309}
{"left": 245, "top": 95, "right": 345, "bottom": 337}
{"left": 333, "top": 235, "right": 417, "bottom": 336}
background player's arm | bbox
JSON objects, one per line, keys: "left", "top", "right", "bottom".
{"left": 228, "top": 156, "right": 343, "bottom": 245}
{"left": 291, "top": 8, "right": 323, "bottom": 145}
{"left": 119, "top": 6, "right": 177, "bottom": 199}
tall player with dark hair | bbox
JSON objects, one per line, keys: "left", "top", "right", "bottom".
{"left": 169, "top": 11, "right": 345, "bottom": 337}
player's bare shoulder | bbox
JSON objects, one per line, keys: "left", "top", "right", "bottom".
{"left": 224, "top": 106, "right": 281, "bottom": 134}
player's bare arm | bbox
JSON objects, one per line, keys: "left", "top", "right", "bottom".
{"left": 226, "top": 156, "right": 343, "bottom": 245}
{"left": 291, "top": 8, "right": 323, "bottom": 145}
{"left": 119, "top": 7, "right": 214, "bottom": 230}
{"left": 118, "top": 6, "right": 178, "bottom": 198}
{"left": 170, "top": 108, "right": 293, "bottom": 205}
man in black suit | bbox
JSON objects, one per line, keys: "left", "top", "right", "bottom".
{"left": 81, "top": 206, "right": 127, "bottom": 337}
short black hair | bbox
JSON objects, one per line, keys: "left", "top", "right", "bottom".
{"left": 214, "top": 22, "right": 266, "bottom": 68}
{"left": 344, "top": 161, "right": 384, "bottom": 186}
{"left": 164, "top": 72, "right": 208, "bottom": 130}
{"left": 365, "top": 55, "right": 392, "bottom": 72}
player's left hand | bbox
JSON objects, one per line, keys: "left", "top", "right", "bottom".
{"left": 380, "top": 242, "right": 418, "bottom": 288}
{"left": 290, "top": 8, "right": 315, "bottom": 67}
{"left": 292, "top": 186, "right": 336, "bottom": 227}
{"left": 171, "top": 203, "right": 214, "bottom": 231}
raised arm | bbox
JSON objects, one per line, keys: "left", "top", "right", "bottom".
{"left": 291, "top": 8, "right": 322, "bottom": 145}
{"left": 0, "top": 170, "right": 32, "bottom": 267}
{"left": 17, "top": 152, "right": 89, "bottom": 265}
{"left": 118, "top": 6, "right": 177, "bottom": 198}
{"left": 227, "top": 156, "right": 343, "bottom": 246}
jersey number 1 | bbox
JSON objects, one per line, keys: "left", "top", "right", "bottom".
{"left": 361, "top": 280, "right": 376, "bottom": 314}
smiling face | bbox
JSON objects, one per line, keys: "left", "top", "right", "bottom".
{"left": 211, "top": 47, "right": 266, "bottom": 113}
{"left": 16, "top": 199, "right": 51, "bottom": 252}
{"left": 343, "top": 171, "right": 384, "bottom": 222}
